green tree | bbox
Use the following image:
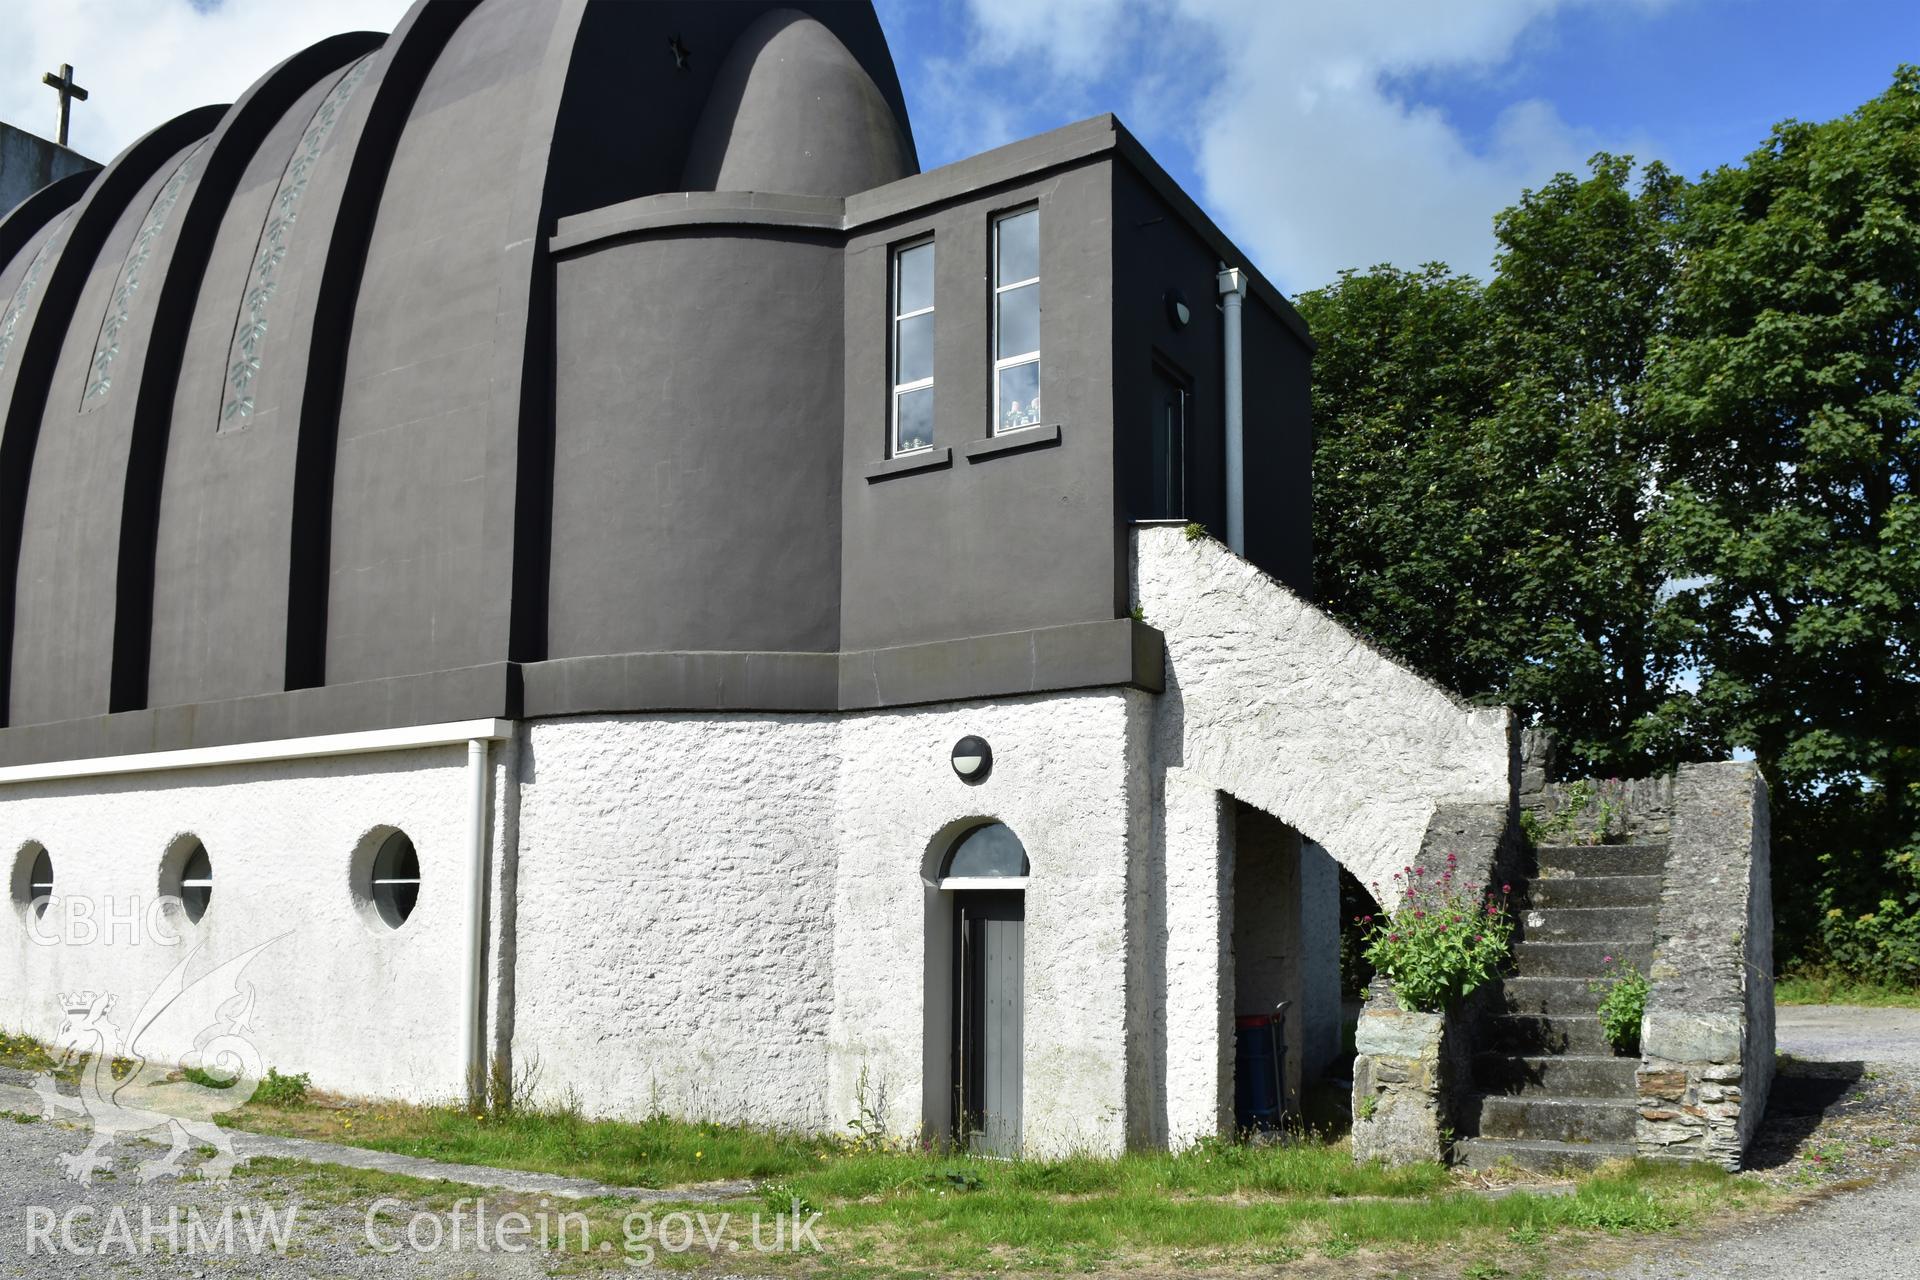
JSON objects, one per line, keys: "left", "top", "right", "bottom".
{"left": 1648, "top": 69, "right": 1920, "bottom": 973}
{"left": 1485, "top": 155, "right": 1709, "bottom": 777}
{"left": 1297, "top": 264, "right": 1513, "bottom": 694}
{"left": 1302, "top": 158, "right": 1712, "bottom": 777}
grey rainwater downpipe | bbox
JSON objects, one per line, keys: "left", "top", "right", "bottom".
{"left": 1217, "top": 266, "right": 1248, "bottom": 555}
{"left": 462, "top": 737, "right": 490, "bottom": 1104}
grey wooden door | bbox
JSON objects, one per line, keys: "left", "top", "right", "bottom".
{"left": 954, "top": 890, "right": 1024, "bottom": 1156}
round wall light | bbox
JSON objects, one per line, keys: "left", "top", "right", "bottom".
{"left": 1165, "top": 288, "right": 1191, "bottom": 329}
{"left": 951, "top": 736, "right": 993, "bottom": 784}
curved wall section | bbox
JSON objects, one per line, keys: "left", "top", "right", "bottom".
{"left": 10, "top": 138, "right": 209, "bottom": 727}
{"left": 547, "top": 228, "right": 845, "bottom": 659}
{"left": 320, "top": 0, "right": 561, "bottom": 687}
{"left": 144, "top": 57, "right": 383, "bottom": 711}
{"left": 0, "top": 107, "right": 226, "bottom": 728}
{"left": 681, "top": 10, "right": 915, "bottom": 199}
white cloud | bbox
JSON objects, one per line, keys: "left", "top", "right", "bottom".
{"left": 950, "top": 0, "right": 1672, "bottom": 291}
{"left": 0, "top": 0, "right": 412, "bottom": 165}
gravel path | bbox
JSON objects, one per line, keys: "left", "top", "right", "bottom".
{"left": 1590, "top": 1005, "right": 1920, "bottom": 1280}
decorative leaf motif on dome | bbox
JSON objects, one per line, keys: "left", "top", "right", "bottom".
{"left": 0, "top": 212, "right": 73, "bottom": 386}
{"left": 218, "top": 53, "right": 374, "bottom": 432}
{"left": 81, "top": 140, "right": 206, "bottom": 409}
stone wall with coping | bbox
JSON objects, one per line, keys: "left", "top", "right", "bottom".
{"left": 1350, "top": 987, "right": 1477, "bottom": 1165}
{"left": 1350, "top": 802, "right": 1517, "bottom": 1164}
{"left": 1636, "top": 761, "right": 1773, "bottom": 1168}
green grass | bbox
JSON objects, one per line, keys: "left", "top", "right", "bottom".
{"left": 0, "top": 1028, "right": 1773, "bottom": 1272}
{"left": 228, "top": 1151, "right": 1759, "bottom": 1275}
{"left": 1776, "top": 969, "right": 1920, "bottom": 1008}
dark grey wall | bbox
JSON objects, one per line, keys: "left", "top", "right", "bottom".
{"left": 1110, "top": 161, "right": 1314, "bottom": 598}
{"left": 839, "top": 159, "right": 1119, "bottom": 652}
{"left": 0, "top": 3, "right": 1318, "bottom": 763}
{"left": 681, "top": 8, "right": 914, "bottom": 198}
{"left": 548, "top": 228, "right": 844, "bottom": 657}
{"left": 0, "top": 124, "right": 97, "bottom": 219}
{"left": 544, "top": 0, "right": 914, "bottom": 220}
{"left": 1241, "top": 292, "right": 1314, "bottom": 595}
{"left": 10, "top": 140, "right": 202, "bottom": 726}
{"left": 321, "top": 0, "right": 553, "bottom": 687}
{"left": 143, "top": 43, "right": 379, "bottom": 710}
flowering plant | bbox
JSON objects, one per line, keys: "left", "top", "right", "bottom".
{"left": 1358, "top": 856, "right": 1514, "bottom": 1013}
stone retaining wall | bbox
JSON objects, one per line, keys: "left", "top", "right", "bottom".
{"left": 1636, "top": 761, "right": 1774, "bottom": 1168}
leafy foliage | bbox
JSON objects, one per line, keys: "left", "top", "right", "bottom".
{"left": 1360, "top": 859, "right": 1514, "bottom": 1012}
{"left": 252, "top": 1067, "right": 312, "bottom": 1108}
{"left": 1304, "top": 68, "right": 1920, "bottom": 981}
{"left": 1590, "top": 959, "right": 1650, "bottom": 1054}
{"left": 1647, "top": 67, "right": 1920, "bottom": 978}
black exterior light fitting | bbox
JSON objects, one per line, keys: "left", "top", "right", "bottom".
{"left": 1165, "top": 288, "right": 1191, "bottom": 329}
{"left": 951, "top": 735, "right": 992, "bottom": 784}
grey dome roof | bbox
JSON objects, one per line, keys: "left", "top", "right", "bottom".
{"left": 683, "top": 9, "right": 917, "bottom": 197}
{"left": 0, "top": 0, "right": 915, "bottom": 735}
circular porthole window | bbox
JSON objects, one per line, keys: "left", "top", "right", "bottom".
{"left": 11, "top": 843, "right": 52, "bottom": 921}
{"left": 160, "top": 837, "right": 214, "bottom": 924}
{"left": 368, "top": 831, "right": 420, "bottom": 929}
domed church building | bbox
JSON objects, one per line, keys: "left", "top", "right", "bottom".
{"left": 0, "top": 1, "right": 1513, "bottom": 1156}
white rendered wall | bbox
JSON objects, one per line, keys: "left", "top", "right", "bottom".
{"left": 0, "top": 747, "right": 475, "bottom": 1102}
{"left": 510, "top": 713, "right": 840, "bottom": 1129}
{"left": 830, "top": 690, "right": 1142, "bottom": 1158}
{"left": 509, "top": 693, "right": 1142, "bottom": 1155}
{"left": 1134, "top": 525, "right": 1512, "bottom": 900}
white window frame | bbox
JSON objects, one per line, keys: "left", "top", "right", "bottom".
{"left": 991, "top": 207, "right": 1041, "bottom": 436}
{"left": 890, "top": 237, "right": 935, "bottom": 456}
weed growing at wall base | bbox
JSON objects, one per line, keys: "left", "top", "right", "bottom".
{"left": 1590, "top": 958, "right": 1650, "bottom": 1054}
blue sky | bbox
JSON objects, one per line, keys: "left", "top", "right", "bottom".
{"left": 5, "top": 0, "right": 1912, "bottom": 295}
{"left": 874, "top": 0, "right": 1919, "bottom": 292}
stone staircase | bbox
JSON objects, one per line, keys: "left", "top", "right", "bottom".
{"left": 1456, "top": 839, "right": 1668, "bottom": 1172}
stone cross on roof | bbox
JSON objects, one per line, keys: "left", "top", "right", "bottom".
{"left": 42, "top": 63, "right": 89, "bottom": 147}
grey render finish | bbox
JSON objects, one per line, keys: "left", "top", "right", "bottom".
{"left": 0, "top": 124, "right": 98, "bottom": 221}
{"left": 0, "top": 0, "right": 1311, "bottom": 766}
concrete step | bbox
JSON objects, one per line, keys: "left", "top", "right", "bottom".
{"left": 1472, "top": 1094, "right": 1640, "bottom": 1143}
{"left": 1473, "top": 1053, "right": 1640, "bottom": 1098}
{"left": 1519, "top": 905, "right": 1659, "bottom": 943}
{"left": 1483, "top": 1013, "right": 1614, "bottom": 1056}
{"left": 1536, "top": 843, "right": 1667, "bottom": 878}
{"left": 1456, "top": 1136, "right": 1635, "bottom": 1173}
{"left": 1513, "top": 940, "right": 1653, "bottom": 977}
{"left": 1530, "top": 875, "right": 1664, "bottom": 909}
{"left": 1491, "top": 976, "right": 1598, "bottom": 1016}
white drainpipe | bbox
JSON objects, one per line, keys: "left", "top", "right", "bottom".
{"left": 462, "top": 736, "right": 490, "bottom": 1102}
{"left": 1217, "top": 266, "right": 1248, "bottom": 556}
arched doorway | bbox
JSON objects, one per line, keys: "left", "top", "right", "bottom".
{"left": 940, "top": 822, "right": 1028, "bottom": 1156}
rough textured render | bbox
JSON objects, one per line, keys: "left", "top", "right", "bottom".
{"left": 1133, "top": 526, "right": 1512, "bottom": 902}
{"left": 1637, "top": 761, "right": 1774, "bottom": 1168}
{"left": 1154, "top": 768, "right": 1234, "bottom": 1148}
{"left": 512, "top": 713, "right": 841, "bottom": 1130}
{"left": 0, "top": 747, "right": 475, "bottom": 1102}
{"left": 831, "top": 690, "right": 1141, "bottom": 1157}
{"left": 508, "top": 691, "right": 1141, "bottom": 1152}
